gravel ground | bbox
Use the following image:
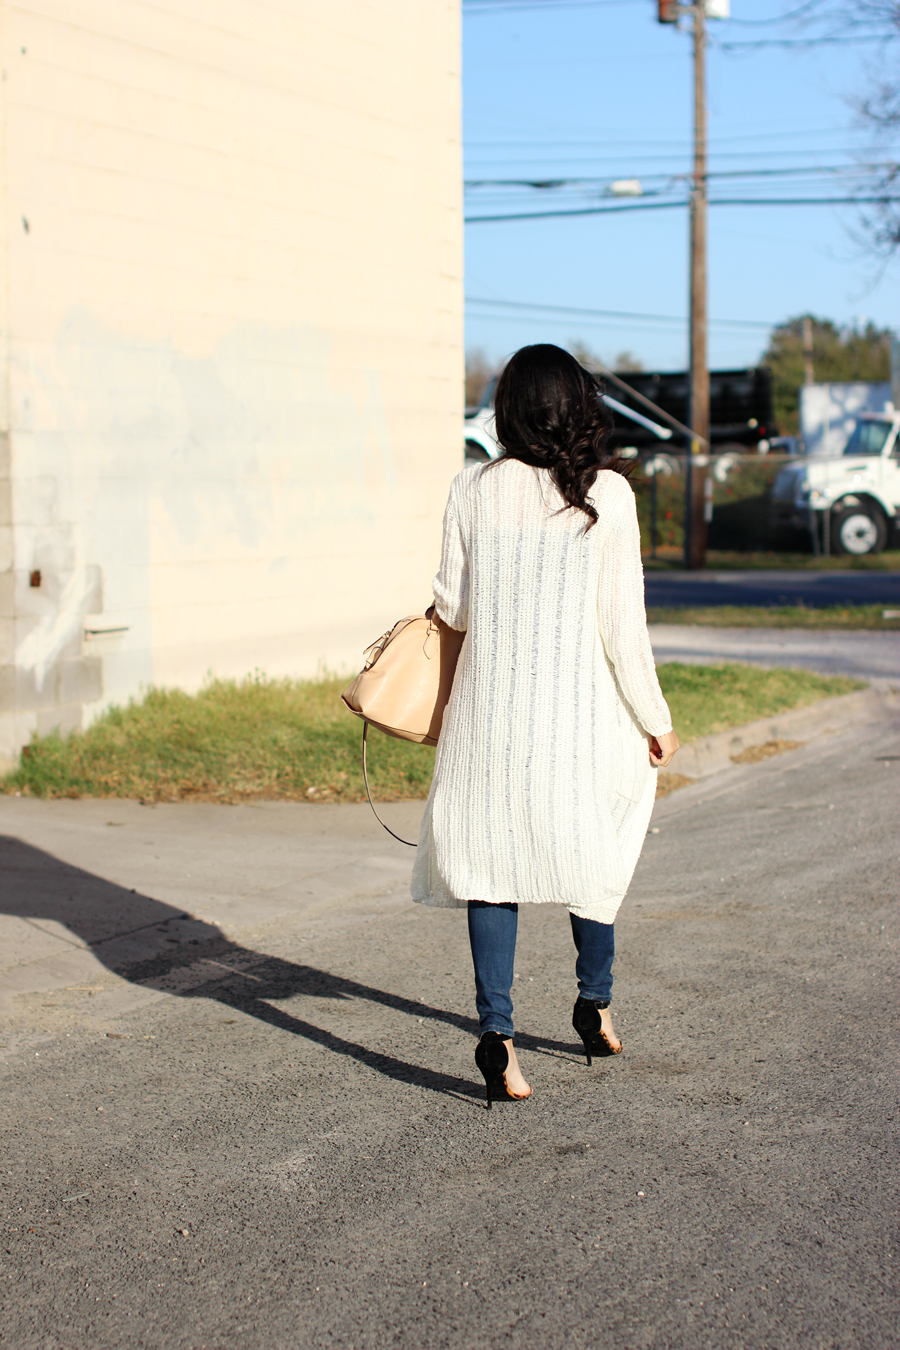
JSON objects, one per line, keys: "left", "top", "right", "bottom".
{"left": 1, "top": 720, "right": 898, "bottom": 1350}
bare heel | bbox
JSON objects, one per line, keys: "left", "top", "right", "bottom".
{"left": 474, "top": 1032, "right": 523, "bottom": 1109}
{"left": 572, "top": 997, "right": 622, "bottom": 1064}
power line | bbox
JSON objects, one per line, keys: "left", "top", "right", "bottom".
{"left": 467, "top": 146, "right": 877, "bottom": 162}
{"left": 467, "top": 146, "right": 865, "bottom": 161}
{"left": 468, "top": 126, "right": 859, "bottom": 147}
{"left": 720, "top": 34, "right": 898, "bottom": 50}
{"left": 465, "top": 163, "right": 898, "bottom": 186}
{"left": 464, "top": 0, "right": 642, "bottom": 10}
{"left": 468, "top": 198, "right": 682, "bottom": 222}
{"left": 466, "top": 139, "right": 887, "bottom": 170}
{"left": 724, "top": 2, "right": 822, "bottom": 23}
{"left": 462, "top": 0, "right": 883, "bottom": 30}
{"left": 465, "top": 195, "right": 900, "bottom": 223}
{"left": 466, "top": 295, "right": 773, "bottom": 329}
{"left": 465, "top": 152, "right": 883, "bottom": 177}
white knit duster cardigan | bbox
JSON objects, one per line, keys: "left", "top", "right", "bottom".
{"left": 410, "top": 459, "right": 673, "bottom": 924}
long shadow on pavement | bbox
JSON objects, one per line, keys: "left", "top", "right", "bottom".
{"left": 1, "top": 834, "right": 576, "bottom": 1102}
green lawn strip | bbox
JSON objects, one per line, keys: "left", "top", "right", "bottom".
{"left": 3, "top": 679, "right": 437, "bottom": 806}
{"left": 643, "top": 549, "right": 900, "bottom": 571}
{"left": 656, "top": 663, "right": 863, "bottom": 744}
{"left": 2, "top": 665, "right": 863, "bottom": 804}
{"left": 646, "top": 603, "right": 900, "bottom": 630}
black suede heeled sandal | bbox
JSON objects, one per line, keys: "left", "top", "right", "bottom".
{"left": 474, "top": 1031, "right": 528, "bottom": 1110}
{"left": 572, "top": 997, "right": 623, "bottom": 1065}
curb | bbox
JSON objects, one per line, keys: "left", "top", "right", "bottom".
{"left": 674, "top": 684, "right": 900, "bottom": 781}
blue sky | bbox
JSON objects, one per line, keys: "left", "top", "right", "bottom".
{"left": 462, "top": 0, "right": 900, "bottom": 372}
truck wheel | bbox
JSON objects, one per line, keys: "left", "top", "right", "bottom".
{"left": 831, "top": 502, "right": 887, "bottom": 556}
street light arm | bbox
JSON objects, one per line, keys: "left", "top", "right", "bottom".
{"left": 602, "top": 394, "right": 673, "bottom": 440}
{"left": 592, "top": 364, "right": 709, "bottom": 448}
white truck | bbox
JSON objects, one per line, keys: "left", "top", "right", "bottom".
{"left": 771, "top": 408, "right": 900, "bottom": 555}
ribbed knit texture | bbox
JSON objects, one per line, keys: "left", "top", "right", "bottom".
{"left": 411, "top": 459, "right": 673, "bottom": 923}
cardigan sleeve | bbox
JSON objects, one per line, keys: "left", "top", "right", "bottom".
{"left": 432, "top": 478, "right": 470, "bottom": 631}
{"left": 596, "top": 481, "right": 673, "bottom": 738}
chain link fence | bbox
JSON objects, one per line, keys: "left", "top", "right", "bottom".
{"left": 630, "top": 452, "right": 811, "bottom": 558}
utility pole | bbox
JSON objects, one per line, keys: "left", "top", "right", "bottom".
{"left": 657, "top": 1, "right": 728, "bottom": 569}
{"left": 802, "top": 316, "right": 814, "bottom": 385}
{"left": 685, "top": 1, "right": 709, "bottom": 570}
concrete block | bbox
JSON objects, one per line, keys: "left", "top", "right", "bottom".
{"left": 58, "top": 656, "right": 102, "bottom": 706}
{"left": 0, "top": 712, "right": 17, "bottom": 773}
{"left": 0, "top": 663, "right": 15, "bottom": 709}
{"left": 0, "top": 618, "right": 13, "bottom": 665}
{"left": 16, "top": 524, "right": 77, "bottom": 576}
{"left": 0, "top": 709, "right": 36, "bottom": 769}
{"left": 10, "top": 478, "right": 57, "bottom": 527}
{"left": 11, "top": 662, "right": 62, "bottom": 712}
{"left": 35, "top": 701, "right": 83, "bottom": 739}
{"left": 0, "top": 480, "right": 10, "bottom": 527}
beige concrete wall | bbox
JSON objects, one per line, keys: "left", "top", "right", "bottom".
{"left": 0, "top": 0, "right": 463, "bottom": 768}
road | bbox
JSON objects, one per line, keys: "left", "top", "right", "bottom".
{"left": 1, "top": 719, "right": 898, "bottom": 1350}
{"left": 645, "top": 568, "right": 900, "bottom": 609}
{"left": 649, "top": 624, "right": 900, "bottom": 680}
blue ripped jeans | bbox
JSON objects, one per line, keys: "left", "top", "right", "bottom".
{"left": 467, "top": 901, "right": 615, "bottom": 1038}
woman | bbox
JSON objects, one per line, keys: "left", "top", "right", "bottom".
{"left": 411, "top": 344, "right": 679, "bottom": 1107}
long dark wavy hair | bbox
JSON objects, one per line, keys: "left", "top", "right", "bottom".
{"left": 491, "top": 344, "right": 630, "bottom": 531}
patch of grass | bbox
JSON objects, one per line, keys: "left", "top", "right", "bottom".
{"left": 3, "top": 676, "right": 437, "bottom": 806}
{"left": 656, "top": 663, "right": 863, "bottom": 743}
{"left": 643, "top": 547, "right": 900, "bottom": 571}
{"left": 646, "top": 603, "right": 900, "bottom": 629}
{"left": 2, "top": 665, "right": 864, "bottom": 803}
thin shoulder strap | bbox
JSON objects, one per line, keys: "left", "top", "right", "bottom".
{"left": 362, "top": 722, "right": 418, "bottom": 847}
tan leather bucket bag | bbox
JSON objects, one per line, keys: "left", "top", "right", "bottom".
{"left": 341, "top": 611, "right": 465, "bottom": 843}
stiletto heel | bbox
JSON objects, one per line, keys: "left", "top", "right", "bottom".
{"left": 474, "top": 1031, "right": 526, "bottom": 1110}
{"left": 572, "top": 997, "right": 622, "bottom": 1065}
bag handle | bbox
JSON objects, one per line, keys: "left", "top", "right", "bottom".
{"left": 362, "top": 722, "right": 418, "bottom": 847}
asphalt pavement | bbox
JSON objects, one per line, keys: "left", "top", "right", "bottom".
{"left": 644, "top": 568, "right": 900, "bottom": 609}
{"left": 2, "top": 714, "right": 898, "bottom": 1350}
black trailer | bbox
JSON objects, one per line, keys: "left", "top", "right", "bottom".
{"left": 606, "top": 366, "right": 776, "bottom": 453}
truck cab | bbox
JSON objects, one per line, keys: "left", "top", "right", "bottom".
{"left": 771, "top": 409, "right": 900, "bottom": 555}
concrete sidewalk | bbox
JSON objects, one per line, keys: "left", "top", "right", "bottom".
{"left": 0, "top": 793, "right": 424, "bottom": 1009}
{"left": 649, "top": 622, "right": 900, "bottom": 679}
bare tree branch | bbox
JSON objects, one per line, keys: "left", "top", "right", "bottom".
{"left": 783, "top": 3, "right": 900, "bottom": 252}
